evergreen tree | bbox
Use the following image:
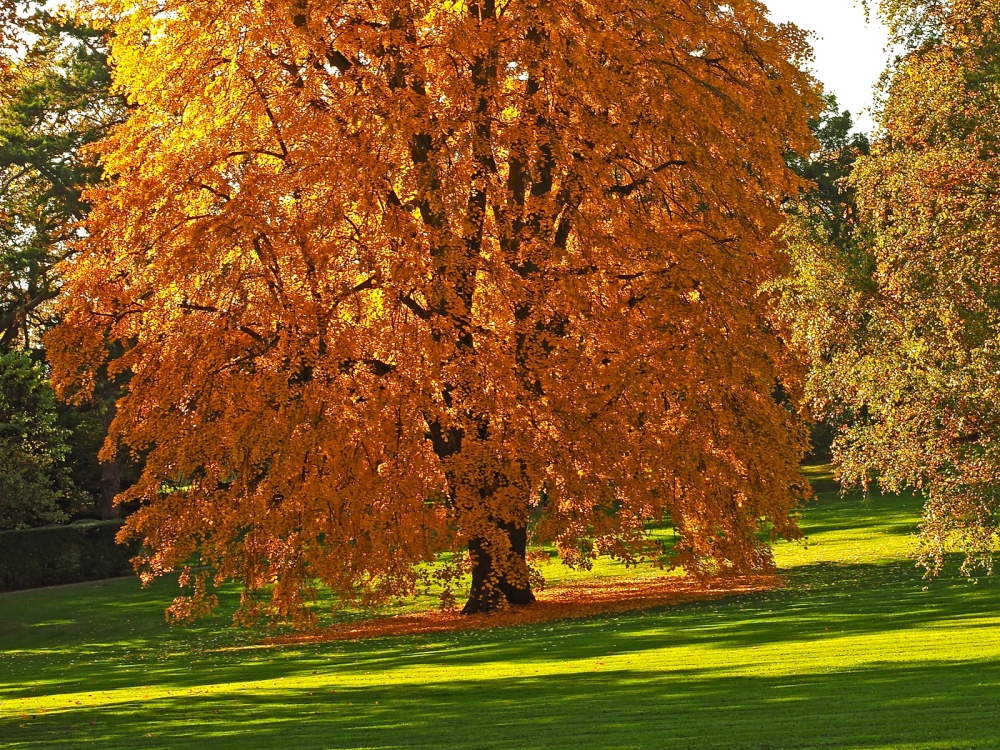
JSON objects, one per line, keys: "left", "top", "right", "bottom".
{"left": 0, "top": 350, "right": 74, "bottom": 529}
{"left": 0, "top": 6, "right": 128, "bottom": 520}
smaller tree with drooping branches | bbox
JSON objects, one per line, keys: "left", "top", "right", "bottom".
{"left": 780, "top": 0, "right": 1000, "bottom": 576}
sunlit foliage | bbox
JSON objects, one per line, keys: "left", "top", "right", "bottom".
{"left": 780, "top": 0, "right": 1000, "bottom": 576}
{"left": 49, "top": 0, "right": 818, "bottom": 620}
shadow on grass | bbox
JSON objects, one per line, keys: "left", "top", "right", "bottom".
{"left": 3, "top": 486, "right": 997, "bottom": 749}
{"left": 3, "top": 558, "right": 998, "bottom": 697}
{"left": 5, "top": 657, "right": 1000, "bottom": 749}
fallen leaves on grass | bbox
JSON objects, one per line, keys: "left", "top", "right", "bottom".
{"left": 264, "top": 573, "right": 782, "bottom": 645}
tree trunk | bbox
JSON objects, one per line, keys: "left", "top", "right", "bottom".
{"left": 99, "top": 403, "right": 122, "bottom": 520}
{"left": 99, "top": 454, "right": 122, "bottom": 520}
{"left": 462, "top": 520, "right": 535, "bottom": 614}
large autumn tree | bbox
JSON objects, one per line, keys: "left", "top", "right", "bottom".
{"left": 780, "top": 0, "right": 1000, "bottom": 576}
{"left": 50, "top": 0, "right": 818, "bottom": 619}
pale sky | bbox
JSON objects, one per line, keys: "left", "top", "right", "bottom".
{"left": 765, "top": 1, "right": 891, "bottom": 134}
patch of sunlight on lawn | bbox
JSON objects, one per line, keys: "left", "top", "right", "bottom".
{"left": 774, "top": 477, "right": 924, "bottom": 570}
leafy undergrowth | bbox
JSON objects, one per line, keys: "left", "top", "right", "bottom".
{"left": 3, "top": 471, "right": 1000, "bottom": 749}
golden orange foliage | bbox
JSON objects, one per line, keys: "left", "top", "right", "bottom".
{"left": 48, "top": 0, "right": 818, "bottom": 620}
{"left": 0, "top": 1, "right": 20, "bottom": 73}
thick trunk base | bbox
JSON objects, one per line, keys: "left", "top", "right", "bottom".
{"left": 461, "top": 522, "right": 535, "bottom": 614}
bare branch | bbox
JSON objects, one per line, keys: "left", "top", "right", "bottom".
{"left": 400, "top": 293, "right": 431, "bottom": 320}
{"left": 608, "top": 160, "right": 688, "bottom": 196}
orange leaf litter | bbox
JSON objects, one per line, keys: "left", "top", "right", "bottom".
{"left": 264, "top": 573, "right": 783, "bottom": 645}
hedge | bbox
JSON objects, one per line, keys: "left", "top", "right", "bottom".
{"left": 0, "top": 520, "right": 138, "bottom": 592}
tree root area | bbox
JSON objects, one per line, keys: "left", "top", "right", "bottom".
{"left": 264, "top": 573, "right": 783, "bottom": 645}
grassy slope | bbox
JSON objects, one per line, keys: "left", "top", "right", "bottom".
{"left": 3, "top": 481, "right": 1000, "bottom": 749}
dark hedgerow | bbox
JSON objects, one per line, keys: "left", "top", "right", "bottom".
{"left": 0, "top": 520, "right": 137, "bottom": 591}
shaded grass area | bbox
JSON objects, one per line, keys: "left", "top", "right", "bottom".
{"left": 3, "top": 481, "right": 1000, "bottom": 749}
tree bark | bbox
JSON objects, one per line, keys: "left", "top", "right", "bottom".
{"left": 99, "top": 402, "right": 122, "bottom": 520}
{"left": 462, "top": 520, "right": 535, "bottom": 614}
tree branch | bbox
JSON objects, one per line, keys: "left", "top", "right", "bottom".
{"left": 400, "top": 293, "right": 431, "bottom": 320}
{"left": 608, "top": 160, "right": 687, "bottom": 196}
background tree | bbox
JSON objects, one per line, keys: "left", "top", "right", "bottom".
{"left": 0, "top": 349, "right": 75, "bottom": 529}
{"left": 50, "top": 0, "right": 819, "bottom": 619}
{"left": 775, "top": 97, "right": 873, "bottom": 461}
{"left": 0, "top": 7, "right": 117, "bottom": 347}
{"left": 0, "top": 5, "right": 128, "bottom": 520}
{"left": 779, "top": 0, "right": 1000, "bottom": 576}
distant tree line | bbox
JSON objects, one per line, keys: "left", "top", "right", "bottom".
{"left": 0, "top": 2, "right": 132, "bottom": 529}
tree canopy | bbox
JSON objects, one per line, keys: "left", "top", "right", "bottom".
{"left": 0, "top": 4, "right": 130, "bottom": 525}
{"left": 773, "top": 98, "right": 873, "bottom": 458}
{"left": 49, "top": 0, "right": 819, "bottom": 620}
{"left": 0, "top": 6, "right": 121, "bottom": 349}
{"left": 779, "top": 0, "right": 1000, "bottom": 575}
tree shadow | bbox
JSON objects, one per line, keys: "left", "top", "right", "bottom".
{"left": 3, "top": 556, "right": 999, "bottom": 698}
{"left": 6, "top": 658, "right": 1000, "bottom": 749}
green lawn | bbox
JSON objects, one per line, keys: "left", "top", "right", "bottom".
{"left": 3, "top": 478, "right": 1000, "bottom": 749}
